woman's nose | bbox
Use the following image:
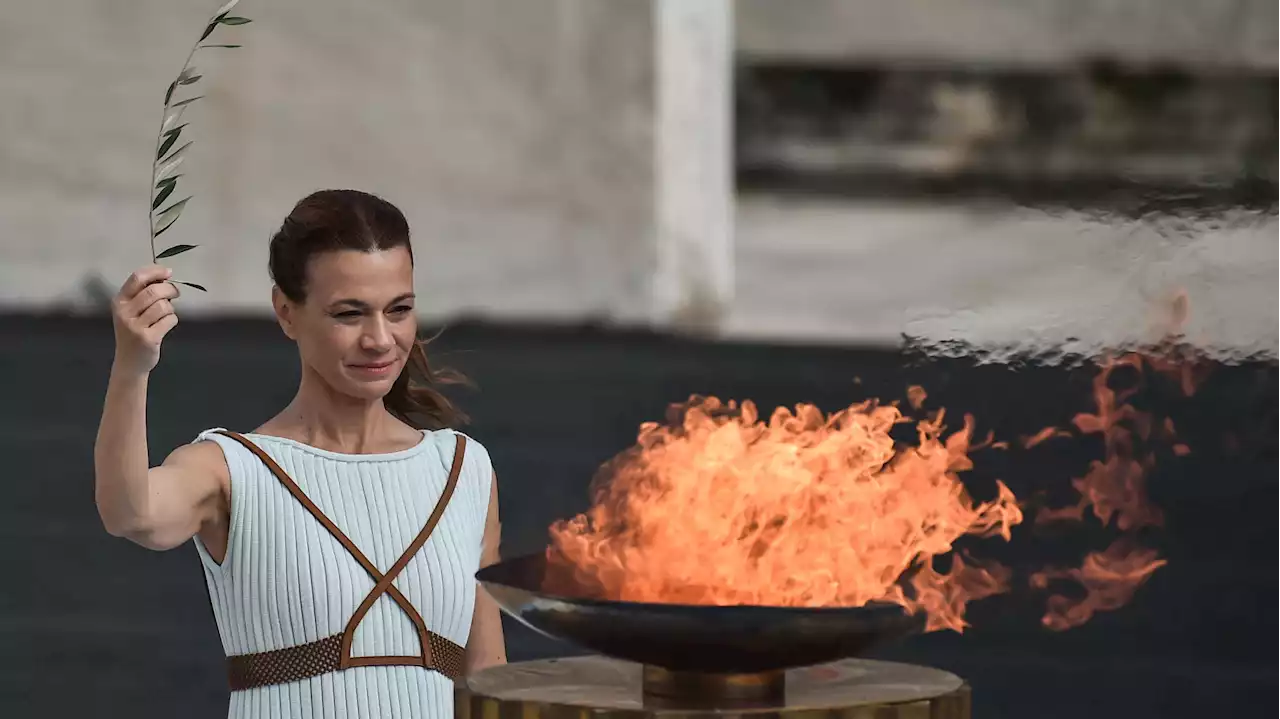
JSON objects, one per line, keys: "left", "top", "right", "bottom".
{"left": 361, "top": 319, "right": 395, "bottom": 350}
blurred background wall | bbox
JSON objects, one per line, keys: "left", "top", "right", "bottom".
{"left": 2, "top": 0, "right": 667, "bottom": 325}
{"left": 2, "top": 0, "right": 1275, "bottom": 358}
{"left": 737, "top": 0, "right": 1277, "bottom": 66}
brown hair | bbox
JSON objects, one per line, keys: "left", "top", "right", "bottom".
{"left": 269, "top": 189, "right": 469, "bottom": 429}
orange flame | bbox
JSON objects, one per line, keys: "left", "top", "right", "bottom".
{"left": 1030, "top": 538, "right": 1168, "bottom": 630}
{"left": 547, "top": 396, "right": 1022, "bottom": 632}
{"left": 1034, "top": 355, "right": 1165, "bottom": 531}
{"left": 547, "top": 298, "right": 1201, "bottom": 636}
{"left": 1029, "top": 349, "right": 1200, "bottom": 629}
{"left": 1021, "top": 426, "right": 1073, "bottom": 449}
{"left": 906, "top": 385, "right": 928, "bottom": 410}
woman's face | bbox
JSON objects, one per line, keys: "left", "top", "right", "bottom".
{"left": 274, "top": 247, "right": 418, "bottom": 402}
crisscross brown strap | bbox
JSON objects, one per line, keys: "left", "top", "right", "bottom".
{"left": 213, "top": 430, "right": 468, "bottom": 690}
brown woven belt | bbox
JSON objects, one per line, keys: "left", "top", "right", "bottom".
{"left": 214, "top": 430, "right": 469, "bottom": 691}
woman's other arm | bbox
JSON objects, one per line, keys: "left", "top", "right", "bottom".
{"left": 465, "top": 471, "right": 508, "bottom": 674}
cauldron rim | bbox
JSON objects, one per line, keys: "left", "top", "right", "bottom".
{"left": 477, "top": 551, "right": 926, "bottom": 673}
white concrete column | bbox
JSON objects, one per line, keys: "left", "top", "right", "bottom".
{"left": 652, "top": 0, "right": 735, "bottom": 334}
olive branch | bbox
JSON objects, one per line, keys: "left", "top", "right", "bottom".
{"left": 149, "top": 0, "right": 252, "bottom": 292}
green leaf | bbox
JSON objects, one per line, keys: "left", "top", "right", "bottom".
{"left": 200, "top": 22, "right": 218, "bottom": 41}
{"left": 152, "top": 181, "right": 177, "bottom": 210}
{"left": 168, "top": 95, "right": 205, "bottom": 110}
{"left": 156, "top": 139, "right": 192, "bottom": 168}
{"left": 161, "top": 104, "right": 187, "bottom": 134}
{"left": 156, "top": 244, "right": 198, "bottom": 259}
{"left": 152, "top": 196, "right": 192, "bottom": 237}
{"left": 155, "top": 146, "right": 189, "bottom": 183}
{"left": 156, "top": 124, "right": 187, "bottom": 160}
{"left": 219, "top": 17, "right": 252, "bottom": 26}
{"left": 166, "top": 69, "right": 201, "bottom": 101}
{"left": 214, "top": 0, "right": 242, "bottom": 17}
{"left": 200, "top": 44, "right": 242, "bottom": 48}
{"left": 155, "top": 174, "right": 183, "bottom": 191}
{"left": 174, "top": 281, "right": 208, "bottom": 292}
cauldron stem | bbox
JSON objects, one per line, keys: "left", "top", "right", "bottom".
{"left": 641, "top": 665, "right": 785, "bottom": 707}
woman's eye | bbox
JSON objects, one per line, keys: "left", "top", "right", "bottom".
{"left": 390, "top": 305, "right": 413, "bottom": 315}
{"left": 333, "top": 311, "right": 361, "bottom": 319}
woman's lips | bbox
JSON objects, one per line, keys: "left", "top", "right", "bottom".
{"left": 350, "top": 360, "right": 396, "bottom": 376}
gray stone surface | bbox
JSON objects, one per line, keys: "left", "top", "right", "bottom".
{"left": 737, "top": 0, "right": 1278, "bottom": 69}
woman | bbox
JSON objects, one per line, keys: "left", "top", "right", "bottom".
{"left": 94, "top": 189, "right": 507, "bottom": 718}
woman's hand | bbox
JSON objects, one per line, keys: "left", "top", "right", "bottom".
{"left": 112, "top": 264, "right": 181, "bottom": 375}
{"left": 96, "top": 263, "right": 228, "bottom": 552}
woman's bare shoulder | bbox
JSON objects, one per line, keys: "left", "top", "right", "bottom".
{"left": 161, "top": 435, "right": 232, "bottom": 481}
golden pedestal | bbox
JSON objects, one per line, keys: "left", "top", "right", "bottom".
{"left": 457, "top": 656, "right": 970, "bottom": 718}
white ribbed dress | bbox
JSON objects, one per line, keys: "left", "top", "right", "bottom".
{"left": 191, "top": 427, "right": 493, "bottom": 719}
